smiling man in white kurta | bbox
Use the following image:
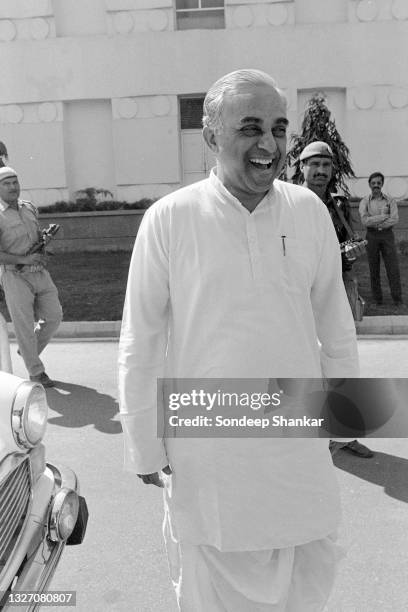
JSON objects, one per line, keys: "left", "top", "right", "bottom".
{"left": 118, "top": 69, "right": 359, "bottom": 611}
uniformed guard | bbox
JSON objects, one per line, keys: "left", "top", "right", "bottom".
{"left": 299, "top": 141, "right": 366, "bottom": 272}
{"left": 299, "top": 141, "right": 373, "bottom": 459}
{"left": 0, "top": 166, "right": 62, "bottom": 386}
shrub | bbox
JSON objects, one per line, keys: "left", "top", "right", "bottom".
{"left": 398, "top": 240, "right": 408, "bottom": 256}
{"left": 122, "top": 198, "right": 155, "bottom": 210}
{"left": 39, "top": 200, "right": 75, "bottom": 213}
{"left": 39, "top": 188, "right": 156, "bottom": 214}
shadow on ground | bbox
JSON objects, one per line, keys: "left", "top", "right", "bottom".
{"left": 333, "top": 448, "right": 408, "bottom": 503}
{"left": 45, "top": 381, "right": 122, "bottom": 435}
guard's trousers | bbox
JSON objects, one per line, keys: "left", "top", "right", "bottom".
{"left": 366, "top": 228, "right": 402, "bottom": 304}
{"left": 1, "top": 268, "right": 62, "bottom": 376}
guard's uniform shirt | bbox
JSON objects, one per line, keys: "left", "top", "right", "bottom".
{"left": 0, "top": 198, "right": 41, "bottom": 258}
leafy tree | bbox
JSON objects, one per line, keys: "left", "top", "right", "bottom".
{"left": 0, "top": 141, "right": 8, "bottom": 167}
{"left": 285, "top": 93, "right": 355, "bottom": 197}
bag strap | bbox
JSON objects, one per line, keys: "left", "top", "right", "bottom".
{"left": 330, "top": 195, "right": 354, "bottom": 240}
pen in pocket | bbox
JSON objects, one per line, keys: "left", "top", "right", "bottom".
{"left": 281, "top": 235, "right": 286, "bottom": 256}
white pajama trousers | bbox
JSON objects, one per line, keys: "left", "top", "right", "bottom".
{"left": 163, "top": 507, "right": 342, "bottom": 612}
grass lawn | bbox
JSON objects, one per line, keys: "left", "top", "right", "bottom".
{"left": 0, "top": 249, "right": 407, "bottom": 321}
{"left": 0, "top": 251, "right": 132, "bottom": 322}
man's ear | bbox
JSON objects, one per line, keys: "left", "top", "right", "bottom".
{"left": 203, "top": 126, "right": 219, "bottom": 153}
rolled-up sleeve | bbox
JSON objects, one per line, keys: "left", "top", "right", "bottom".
{"left": 118, "top": 204, "right": 170, "bottom": 474}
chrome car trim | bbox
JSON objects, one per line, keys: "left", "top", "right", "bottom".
{"left": 46, "top": 463, "right": 79, "bottom": 493}
{"left": 1, "top": 540, "right": 65, "bottom": 612}
{"left": 11, "top": 383, "right": 46, "bottom": 450}
{"left": 0, "top": 456, "right": 32, "bottom": 575}
{"left": 1, "top": 461, "right": 83, "bottom": 611}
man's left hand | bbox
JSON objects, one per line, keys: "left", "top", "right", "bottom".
{"left": 344, "top": 241, "right": 366, "bottom": 260}
{"left": 351, "top": 242, "right": 366, "bottom": 258}
{"left": 22, "top": 252, "right": 48, "bottom": 266}
{"left": 137, "top": 465, "right": 172, "bottom": 487}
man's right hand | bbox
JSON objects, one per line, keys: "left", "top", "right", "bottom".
{"left": 21, "top": 252, "right": 47, "bottom": 266}
{"left": 137, "top": 465, "right": 172, "bottom": 488}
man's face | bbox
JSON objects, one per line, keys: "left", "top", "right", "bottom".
{"left": 301, "top": 157, "right": 333, "bottom": 191}
{"left": 0, "top": 176, "right": 20, "bottom": 205}
{"left": 204, "top": 84, "right": 288, "bottom": 206}
{"left": 369, "top": 176, "right": 383, "bottom": 197}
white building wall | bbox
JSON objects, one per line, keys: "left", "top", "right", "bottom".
{"left": 63, "top": 100, "right": 116, "bottom": 197}
{"left": 112, "top": 95, "right": 180, "bottom": 200}
{"left": 52, "top": 0, "right": 107, "bottom": 36}
{"left": 0, "top": 0, "right": 406, "bottom": 204}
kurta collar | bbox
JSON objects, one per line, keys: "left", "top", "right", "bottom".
{"left": 209, "top": 168, "right": 273, "bottom": 214}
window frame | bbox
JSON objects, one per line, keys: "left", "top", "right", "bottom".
{"left": 175, "top": 0, "right": 225, "bottom": 30}
{"left": 175, "top": 1, "right": 224, "bottom": 12}
{"left": 179, "top": 95, "right": 206, "bottom": 131}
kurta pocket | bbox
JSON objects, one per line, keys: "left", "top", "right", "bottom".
{"left": 279, "top": 237, "right": 315, "bottom": 295}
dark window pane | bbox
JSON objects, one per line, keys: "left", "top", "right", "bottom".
{"left": 176, "top": 0, "right": 199, "bottom": 9}
{"left": 180, "top": 97, "right": 205, "bottom": 130}
{"left": 202, "top": 0, "right": 224, "bottom": 8}
{"left": 177, "top": 9, "right": 225, "bottom": 30}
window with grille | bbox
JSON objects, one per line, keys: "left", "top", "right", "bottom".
{"left": 180, "top": 97, "right": 205, "bottom": 130}
{"left": 179, "top": 96, "right": 216, "bottom": 184}
{"left": 175, "top": 0, "right": 225, "bottom": 30}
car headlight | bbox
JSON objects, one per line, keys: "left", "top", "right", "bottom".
{"left": 11, "top": 382, "right": 48, "bottom": 449}
{"left": 49, "top": 489, "right": 80, "bottom": 542}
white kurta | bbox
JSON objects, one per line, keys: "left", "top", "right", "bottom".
{"left": 118, "top": 171, "right": 359, "bottom": 551}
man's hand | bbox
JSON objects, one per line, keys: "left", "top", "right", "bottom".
{"left": 137, "top": 465, "right": 172, "bottom": 487}
{"left": 350, "top": 241, "right": 366, "bottom": 258}
{"left": 21, "top": 252, "right": 47, "bottom": 266}
{"left": 344, "top": 243, "right": 363, "bottom": 261}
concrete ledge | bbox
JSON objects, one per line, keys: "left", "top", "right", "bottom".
{"left": 7, "top": 321, "right": 122, "bottom": 339}
{"left": 6, "top": 317, "right": 408, "bottom": 338}
{"left": 355, "top": 316, "right": 408, "bottom": 335}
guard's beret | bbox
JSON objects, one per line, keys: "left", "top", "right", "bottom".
{"left": 300, "top": 141, "right": 333, "bottom": 162}
{"left": 0, "top": 166, "right": 17, "bottom": 182}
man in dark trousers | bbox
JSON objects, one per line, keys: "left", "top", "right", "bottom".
{"left": 359, "top": 172, "right": 403, "bottom": 307}
{"left": 300, "top": 141, "right": 374, "bottom": 459}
